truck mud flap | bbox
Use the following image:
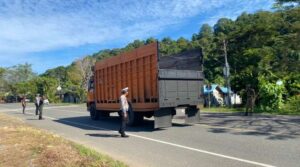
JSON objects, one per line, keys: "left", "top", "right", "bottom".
{"left": 184, "top": 107, "right": 200, "bottom": 124}
{"left": 154, "top": 108, "right": 173, "bottom": 129}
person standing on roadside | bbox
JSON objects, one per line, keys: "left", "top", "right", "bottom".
{"left": 38, "top": 95, "right": 49, "bottom": 120}
{"left": 34, "top": 94, "right": 40, "bottom": 115}
{"left": 38, "top": 95, "right": 44, "bottom": 120}
{"left": 118, "top": 87, "right": 129, "bottom": 137}
{"left": 245, "top": 84, "right": 256, "bottom": 116}
{"left": 21, "top": 96, "right": 26, "bottom": 114}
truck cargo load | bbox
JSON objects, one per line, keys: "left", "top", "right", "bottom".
{"left": 87, "top": 42, "right": 204, "bottom": 128}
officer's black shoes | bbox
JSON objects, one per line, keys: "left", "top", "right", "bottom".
{"left": 118, "top": 129, "right": 128, "bottom": 137}
{"left": 119, "top": 131, "right": 129, "bottom": 137}
{"left": 121, "top": 133, "right": 129, "bottom": 138}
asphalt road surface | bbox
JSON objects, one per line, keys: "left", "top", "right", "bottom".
{"left": 1, "top": 103, "right": 299, "bottom": 167}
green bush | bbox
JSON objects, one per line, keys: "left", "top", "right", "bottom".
{"left": 281, "top": 95, "right": 300, "bottom": 114}
{"left": 257, "top": 76, "right": 285, "bottom": 112}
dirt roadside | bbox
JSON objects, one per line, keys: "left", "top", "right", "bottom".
{"left": 0, "top": 113, "right": 127, "bottom": 167}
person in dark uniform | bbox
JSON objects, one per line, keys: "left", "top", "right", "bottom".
{"left": 245, "top": 84, "right": 256, "bottom": 116}
{"left": 118, "top": 87, "right": 129, "bottom": 137}
{"left": 39, "top": 96, "right": 49, "bottom": 120}
{"left": 34, "top": 94, "right": 40, "bottom": 115}
{"left": 21, "top": 96, "right": 26, "bottom": 114}
{"left": 38, "top": 96, "right": 45, "bottom": 120}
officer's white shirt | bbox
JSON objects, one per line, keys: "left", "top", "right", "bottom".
{"left": 43, "top": 99, "right": 49, "bottom": 105}
{"left": 36, "top": 97, "right": 40, "bottom": 105}
{"left": 120, "top": 95, "right": 129, "bottom": 113}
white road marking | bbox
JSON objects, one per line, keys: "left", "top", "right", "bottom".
{"left": 16, "top": 110, "right": 276, "bottom": 167}
{"left": 47, "top": 108, "right": 87, "bottom": 114}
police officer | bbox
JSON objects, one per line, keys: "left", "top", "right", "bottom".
{"left": 38, "top": 96, "right": 44, "bottom": 120}
{"left": 245, "top": 84, "right": 256, "bottom": 116}
{"left": 118, "top": 87, "right": 129, "bottom": 137}
{"left": 39, "top": 96, "right": 50, "bottom": 120}
{"left": 34, "top": 94, "right": 40, "bottom": 115}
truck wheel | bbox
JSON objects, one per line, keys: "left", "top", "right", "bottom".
{"left": 127, "top": 103, "right": 144, "bottom": 126}
{"left": 144, "top": 111, "right": 153, "bottom": 118}
{"left": 99, "top": 111, "right": 110, "bottom": 117}
{"left": 135, "top": 113, "right": 144, "bottom": 124}
{"left": 90, "top": 104, "right": 99, "bottom": 120}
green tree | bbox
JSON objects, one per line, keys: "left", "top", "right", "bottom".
{"left": 125, "top": 39, "right": 145, "bottom": 51}
{"left": 258, "top": 76, "right": 286, "bottom": 111}
{"left": 196, "top": 24, "right": 218, "bottom": 83}
{"left": 145, "top": 37, "right": 157, "bottom": 44}
{"left": 0, "top": 68, "right": 7, "bottom": 92}
{"left": 4, "top": 63, "right": 36, "bottom": 84}
{"left": 31, "top": 77, "right": 59, "bottom": 103}
{"left": 0, "top": 68, "right": 8, "bottom": 101}
{"left": 42, "top": 66, "right": 69, "bottom": 83}
{"left": 75, "top": 56, "right": 95, "bottom": 91}
{"left": 177, "top": 37, "right": 189, "bottom": 52}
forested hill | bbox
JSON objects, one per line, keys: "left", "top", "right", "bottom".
{"left": 0, "top": 0, "right": 299, "bottom": 113}
{"left": 89, "top": 4, "right": 300, "bottom": 95}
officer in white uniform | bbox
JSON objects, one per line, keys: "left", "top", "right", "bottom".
{"left": 119, "top": 87, "right": 129, "bottom": 137}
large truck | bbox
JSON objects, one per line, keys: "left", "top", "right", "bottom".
{"left": 87, "top": 42, "right": 204, "bottom": 128}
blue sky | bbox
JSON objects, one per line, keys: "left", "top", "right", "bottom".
{"left": 0, "top": 0, "right": 274, "bottom": 74}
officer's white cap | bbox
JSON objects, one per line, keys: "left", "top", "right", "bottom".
{"left": 121, "top": 87, "right": 129, "bottom": 93}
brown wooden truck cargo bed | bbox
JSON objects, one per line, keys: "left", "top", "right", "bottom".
{"left": 88, "top": 42, "right": 204, "bottom": 128}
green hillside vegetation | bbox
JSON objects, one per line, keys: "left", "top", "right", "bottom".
{"left": 0, "top": 1, "right": 299, "bottom": 113}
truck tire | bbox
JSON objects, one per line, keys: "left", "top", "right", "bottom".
{"left": 99, "top": 111, "right": 110, "bottom": 117}
{"left": 127, "top": 103, "right": 144, "bottom": 126}
{"left": 90, "top": 104, "right": 99, "bottom": 120}
{"left": 144, "top": 111, "right": 154, "bottom": 118}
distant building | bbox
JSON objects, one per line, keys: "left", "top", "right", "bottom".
{"left": 63, "top": 92, "right": 80, "bottom": 103}
{"left": 203, "top": 84, "right": 241, "bottom": 107}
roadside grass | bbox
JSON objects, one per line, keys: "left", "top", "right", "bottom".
{"left": 255, "top": 109, "right": 300, "bottom": 116}
{"left": 0, "top": 113, "right": 127, "bottom": 167}
{"left": 201, "top": 107, "right": 244, "bottom": 113}
{"left": 200, "top": 106, "right": 300, "bottom": 116}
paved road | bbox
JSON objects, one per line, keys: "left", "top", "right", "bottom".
{"left": 1, "top": 103, "right": 299, "bottom": 167}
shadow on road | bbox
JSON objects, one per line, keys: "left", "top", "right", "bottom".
{"left": 27, "top": 118, "right": 41, "bottom": 121}
{"left": 201, "top": 113, "right": 300, "bottom": 140}
{"left": 52, "top": 112, "right": 300, "bottom": 140}
{"left": 53, "top": 115, "right": 186, "bottom": 133}
{"left": 86, "top": 133, "right": 120, "bottom": 138}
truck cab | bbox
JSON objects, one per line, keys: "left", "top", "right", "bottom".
{"left": 86, "top": 77, "right": 94, "bottom": 111}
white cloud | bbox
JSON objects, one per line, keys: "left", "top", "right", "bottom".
{"left": 0, "top": 0, "right": 273, "bottom": 55}
{"left": 201, "top": 0, "right": 274, "bottom": 26}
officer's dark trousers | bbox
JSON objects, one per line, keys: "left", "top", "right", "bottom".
{"left": 245, "top": 99, "right": 254, "bottom": 116}
{"left": 35, "top": 103, "right": 39, "bottom": 115}
{"left": 22, "top": 104, "right": 26, "bottom": 114}
{"left": 39, "top": 105, "right": 44, "bottom": 120}
{"left": 118, "top": 111, "right": 127, "bottom": 134}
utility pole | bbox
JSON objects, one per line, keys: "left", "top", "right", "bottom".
{"left": 223, "top": 39, "right": 231, "bottom": 107}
